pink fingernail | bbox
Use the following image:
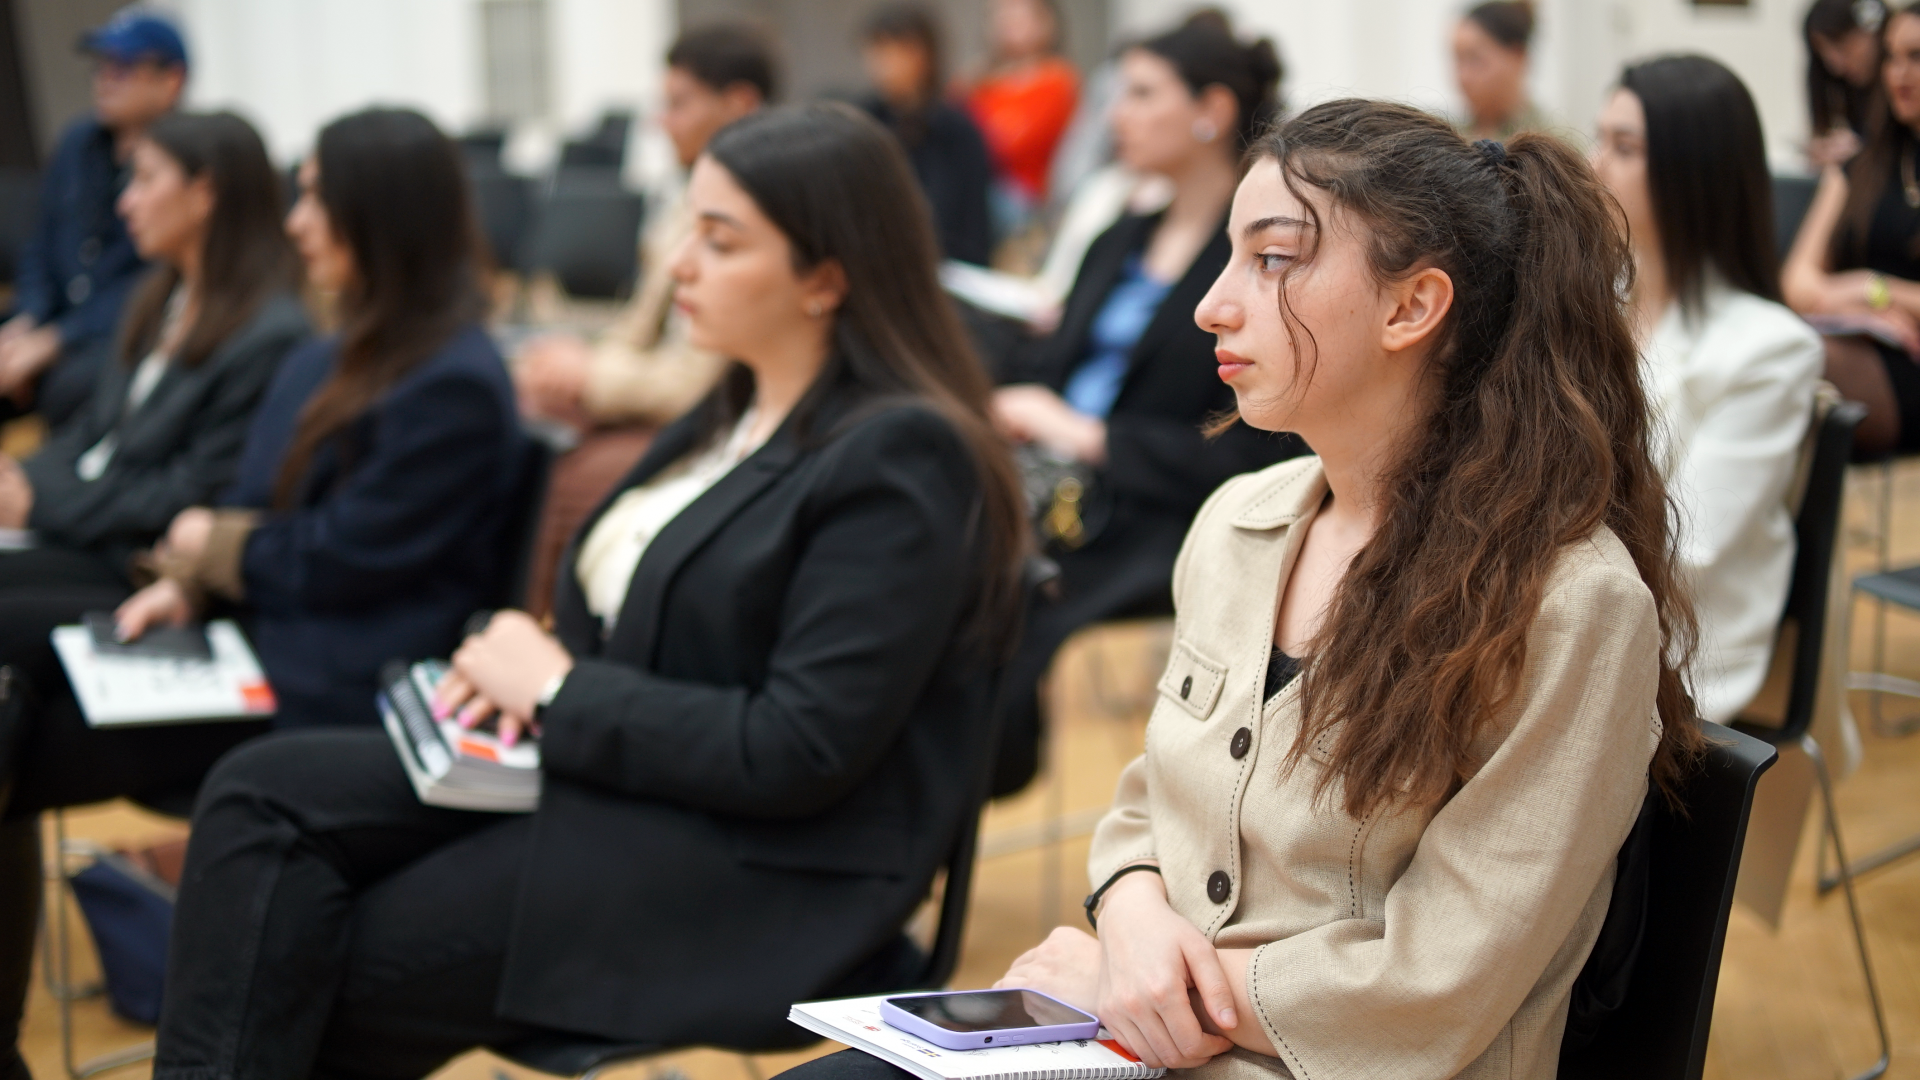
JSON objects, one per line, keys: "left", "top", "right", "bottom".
{"left": 501, "top": 728, "right": 517, "bottom": 747}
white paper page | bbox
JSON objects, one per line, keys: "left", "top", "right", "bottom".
{"left": 54, "top": 619, "right": 277, "bottom": 727}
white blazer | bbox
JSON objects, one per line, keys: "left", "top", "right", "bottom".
{"left": 1643, "top": 278, "right": 1823, "bottom": 724}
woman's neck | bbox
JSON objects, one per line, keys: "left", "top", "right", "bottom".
{"left": 1632, "top": 243, "right": 1672, "bottom": 337}
{"left": 742, "top": 329, "right": 832, "bottom": 444}
{"left": 1162, "top": 145, "right": 1240, "bottom": 230}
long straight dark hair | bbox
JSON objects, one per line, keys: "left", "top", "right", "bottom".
{"left": 1835, "top": 2, "right": 1920, "bottom": 267}
{"left": 1620, "top": 54, "right": 1780, "bottom": 314}
{"left": 272, "top": 108, "right": 487, "bottom": 507}
{"left": 1805, "top": 0, "right": 1884, "bottom": 136}
{"left": 117, "top": 112, "right": 299, "bottom": 369}
{"left": 701, "top": 102, "right": 1027, "bottom": 649}
{"left": 1253, "top": 100, "right": 1705, "bottom": 819}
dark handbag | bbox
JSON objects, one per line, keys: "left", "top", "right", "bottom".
{"left": 1015, "top": 444, "right": 1109, "bottom": 553}
{"left": 66, "top": 847, "right": 176, "bottom": 1024}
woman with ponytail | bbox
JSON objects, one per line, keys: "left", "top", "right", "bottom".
{"left": 990, "top": 11, "right": 1304, "bottom": 796}
{"left": 781, "top": 99, "right": 1706, "bottom": 1080}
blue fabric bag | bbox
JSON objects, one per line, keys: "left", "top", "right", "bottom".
{"left": 67, "top": 850, "right": 175, "bottom": 1024}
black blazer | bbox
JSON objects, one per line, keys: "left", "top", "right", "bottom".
{"left": 22, "top": 292, "right": 310, "bottom": 572}
{"left": 220, "top": 326, "right": 525, "bottom": 728}
{"left": 495, "top": 385, "right": 995, "bottom": 1046}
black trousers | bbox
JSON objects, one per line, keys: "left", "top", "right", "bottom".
{"left": 775, "top": 1049, "right": 914, "bottom": 1080}
{"left": 152, "top": 729, "right": 549, "bottom": 1080}
{"left": 0, "top": 546, "right": 267, "bottom": 1078}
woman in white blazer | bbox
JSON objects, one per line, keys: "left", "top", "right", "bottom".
{"left": 1593, "top": 55, "right": 1824, "bottom": 724}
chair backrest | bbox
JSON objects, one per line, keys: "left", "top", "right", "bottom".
{"left": 1558, "top": 725, "right": 1777, "bottom": 1079}
{"left": 529, "top": 186, "right": 645, "bottom": 299}
{"left": 1776, "top": 397, "right": 1867, "bottom": 742}
{"left": 495, "top": 431, "right": 557, "bottom": 609}
{"left": 1773, "top": 174, "right": 1820, "bottom": 263}
{"left": 469, "top": 168, "right": 536, "bottom": 274}
{"left": 0, "top": 166, "right": 40, "bottom": 285}
{"left": 910, "top": 555, "right": 1060, "bottom": 990}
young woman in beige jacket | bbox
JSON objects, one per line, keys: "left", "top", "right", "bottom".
{"left": 775, "top": 100, "right": 1709, "bottom": 1080}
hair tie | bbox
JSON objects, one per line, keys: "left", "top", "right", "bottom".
{"left": 1474, "top": 139, "right": 1508, "bottom": 169}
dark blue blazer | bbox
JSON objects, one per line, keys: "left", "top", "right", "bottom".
{"left": 220, "top": 325, "right": 523, "bottom": 728}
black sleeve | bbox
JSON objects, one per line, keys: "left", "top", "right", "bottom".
{"left": 537, "top": 411, "right": 979, "bottom": 819}
{"left": 24, "top": 322, "right": 304, "bottom": 548}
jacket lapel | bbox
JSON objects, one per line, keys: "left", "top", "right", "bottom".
{"left": 1114, "top": 215, "right": 1230, "bottom": 406}
{"left": 596, "top": 412, "right": 806, "bottom": 666}
{"left": 1045, "top": 213, "right": 1157, "bottom": 389}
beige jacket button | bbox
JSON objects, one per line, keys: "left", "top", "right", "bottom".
{"left": 1180, "top": 675, "right": 1193, "bottom": 699}
{"left": 1207, "top": 870, "right": 1231, "bottom": 904}
{"left": 1230, "top": 727, "right": 1251, "bottom": 759}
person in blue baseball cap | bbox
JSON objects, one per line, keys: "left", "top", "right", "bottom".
{"left": 0, "top": 8, "right": 187, "bottom": 429}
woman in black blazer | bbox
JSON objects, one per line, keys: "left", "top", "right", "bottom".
{"left": 148, "top": 103, "right": 1027, "bottom": 1080}
{"left": 988, "top": 15, "right": 1303, "bottom": 794}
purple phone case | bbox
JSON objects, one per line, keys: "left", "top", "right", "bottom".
{"left": 879, "top": 990, "right": 1102, "bottom": 1051}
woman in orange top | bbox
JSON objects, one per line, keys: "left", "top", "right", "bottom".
{"left": 967, "top": 0, "right": 1079, "bottom": 217}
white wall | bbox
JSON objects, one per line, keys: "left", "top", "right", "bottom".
{"left": 171, "top": 0, "right": 673, "bottom": 169}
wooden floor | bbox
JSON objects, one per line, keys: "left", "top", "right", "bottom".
{"left": 20, "top": 463, "right": 1920, "bottom": 1080}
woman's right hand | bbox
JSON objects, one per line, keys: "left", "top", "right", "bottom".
{"left": 114, "top": 578, "right": 197, "bottom": 641}
{"left": 1093, "top": 870, "right": 1238, "bottom": 1069}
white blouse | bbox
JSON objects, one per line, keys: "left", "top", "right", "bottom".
{"left": 1643, "top": 278, "right": 1823, "bottom": 724}
{"left": 574, "top": 408, "right": 765, "bottom": 627}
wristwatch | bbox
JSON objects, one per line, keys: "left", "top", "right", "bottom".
{"left": 532, "top": 670, "right": 568, "bottom": 720}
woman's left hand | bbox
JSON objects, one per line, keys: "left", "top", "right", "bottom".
{"left": 0, "top": 455, "right": 32, "bottom": 529}
{"left": 992, "top": 385, "right": 1108, "bottom": 464}
{"left": 995, "top": 926, "right": 1104, "bottom": 1015}
{"left": 436, "top": 610, "right": 573, "bottom": 745}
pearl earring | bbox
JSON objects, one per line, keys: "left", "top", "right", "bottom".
{"left": 1192, "top": 118, "right": 1219, "bottom": 144}
{"left": 808, "top": 301, "right": 823, "bottom": 317}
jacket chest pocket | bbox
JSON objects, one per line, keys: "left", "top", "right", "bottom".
{"left": 1157, "top": 640, "right": 1227, "bottom": 720}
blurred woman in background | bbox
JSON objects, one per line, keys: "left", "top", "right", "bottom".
{"left": 965, "top": 0, "right": 1080, "bottom": 238}
{"left": 1805, "top": 0, "right": 1886, "bottom": 167}
{"left": 861, "top": 1, "right": 994, "bottom": 265}
{"left": 0, "top": 108, "right": 306, "bottom": 1080}
{"left": 114, "top": 106, "right": 525, "bottom": 729}
{"left": 1593, "top": 55, "right": 1822, "bottom": 724}
{"left": 1453, "top": 0, "right": 1551, "bottom": 142}
{"left": 988, "top": 11, "right": 1304, "bottom": 796}
{"left": 149, "top": 103, "right": 1025, "bottom": 1080}
{"left": 1785, "top": 0, "right": 1920, "bottom": 454}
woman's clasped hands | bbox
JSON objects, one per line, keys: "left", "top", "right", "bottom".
{"left": 993, "top": 867, "right": 1271, "bottom": 1069}
{"left": 430, "top": 610, "right": 574, "bottom": 747}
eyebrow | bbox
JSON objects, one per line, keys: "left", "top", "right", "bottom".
{"left": 1243, "top": 215, "right": 1312, "bottom": 239}
{"left": 698, "top": 209, "right": 746, "bottom": 230}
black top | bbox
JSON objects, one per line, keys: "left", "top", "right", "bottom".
{"left": 1839, "top": 145, "right": 1920, "bottom": 280}
{"left": 220, "top": 325, "right": 525, "bottom": 728}
{"left": 1263, "top": 647, "right": 1301, "bottom": 701}
{"left": 862, "top": 97, "right": 993, "bottom": 266}
{"left": 22, "top": 292, "right": 310, "bottom": 572}
{"left": 495, "top": 387, "right": 1000, "bottom": 1045}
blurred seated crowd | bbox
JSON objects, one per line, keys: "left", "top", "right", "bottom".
{"left": 0, "top": 0, "right": 1905, "bottom": 1077}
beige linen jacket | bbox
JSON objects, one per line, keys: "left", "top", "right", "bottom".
{"left": 579, "top": 190, "right": 727, "bottom": 424}
{"left": 1087, "top": 457, "right": 1662, "bottom": 1080}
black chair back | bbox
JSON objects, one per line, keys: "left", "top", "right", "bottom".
{"left": 528, "top": 186, "right": 645, "bottom": 299}
{"left": 1772, "top": 399, "right": 1868, "bottom": 743}
{"left": 1558, "top": 726, "right": 1777, "bottom": 1079}
{"left": 495, "top": 432, "right": 556, "bottom": 610}
{"left": 1773, "top": 174, "right": 1820, "bottom": 264}
{"left": 470, "top": 168, "right": 536, "bottom": 274}
{"left": 0, "top": 166, "right": 40, "bottom": 287}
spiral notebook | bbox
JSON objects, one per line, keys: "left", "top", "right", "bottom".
{"left": 788, "top": 995, "right": 1163, "bottom": 1080}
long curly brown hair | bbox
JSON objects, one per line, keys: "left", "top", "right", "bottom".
{"left": 1255, "top": 100, "right": 1707, "bottom": 819}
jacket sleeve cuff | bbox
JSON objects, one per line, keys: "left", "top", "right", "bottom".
{"left": 197, "top": 510, "right": 261, "bottom": 601}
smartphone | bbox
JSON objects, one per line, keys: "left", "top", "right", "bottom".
{"left": 879, "top": 989, "right": 1100, "bottom": 1050}
{"left": 84, "top": 612, "right": 214, "bottom": 662}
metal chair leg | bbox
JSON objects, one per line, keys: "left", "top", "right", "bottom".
{"left": 1802, "top": 735, "right": 1892, "bottom": 1080}
{"left": 48, "top": 810, "right": 156, "bottom": 1080}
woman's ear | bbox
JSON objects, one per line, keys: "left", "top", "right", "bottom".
{"left": 187, "top": 174, "right": 217, "bottom": 232}
{"left": 802, "top": 258, "right": 849, "bottom": 318}
{"left": 1199, "top": 85, "right": 1238, "bottom": 143}
{"left": 1380, "top": 266, "right": 1454, "bottom": 354}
